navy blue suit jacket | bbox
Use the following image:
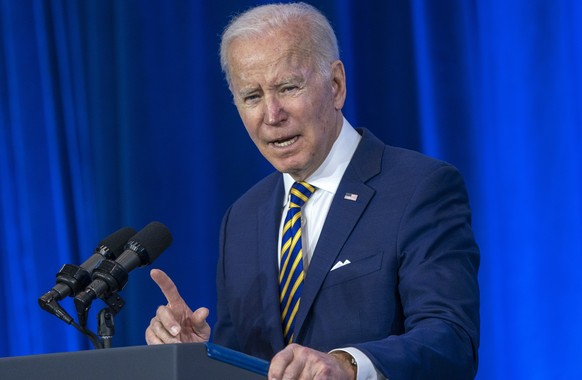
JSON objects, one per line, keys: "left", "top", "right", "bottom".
{"left": 213, "top": 129, "right": 480, "bottom": 379}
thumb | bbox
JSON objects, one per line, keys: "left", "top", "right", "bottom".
{"left": 191, "top": 307, "right": 211, "bottom": 338}
{"left": 192, "top": 307, "right": 209, "bottom": 323}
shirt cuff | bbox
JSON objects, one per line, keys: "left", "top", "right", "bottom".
{"left": 330, "top": 347, "right": 386, "bottom": 380}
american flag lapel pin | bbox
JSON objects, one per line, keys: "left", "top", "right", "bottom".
{"left": 344, "top": 193, "right": 358, "bottom": 201}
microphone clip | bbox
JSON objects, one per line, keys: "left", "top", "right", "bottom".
{"left": 74, "top": 259, "right": 129, "bottom": 327}
{"left": 55, "top": 263, "right": 92, "bottom": 298}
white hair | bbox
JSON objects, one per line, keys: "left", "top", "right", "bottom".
{"left": 219, "top": 2, "right": 340, "bottom": 87}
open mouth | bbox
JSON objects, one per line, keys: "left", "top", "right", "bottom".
{"left": 273, "top": 136, "right": 298, "bottom": 148}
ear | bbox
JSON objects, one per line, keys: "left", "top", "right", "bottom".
{"left": 330, "top": 60, "right": 347, "bottom": 110}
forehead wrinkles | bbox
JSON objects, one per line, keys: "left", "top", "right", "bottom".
{"left": 234, "top": 47, "right": 314, "bottom": 89}
{"left": 229, "top": 26, "right": 317, "bottom": 86}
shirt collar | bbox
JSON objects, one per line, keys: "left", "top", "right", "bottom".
{"left": 283, "top": 117, "right": 361, "bottom": 205}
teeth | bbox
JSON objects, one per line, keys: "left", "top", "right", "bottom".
{"left": 274, "top": 136, "right": 298, "bottom": 147}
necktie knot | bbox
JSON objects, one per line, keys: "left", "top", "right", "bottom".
{"left": 289, "top": 181, "right": 315, "bottom": 209}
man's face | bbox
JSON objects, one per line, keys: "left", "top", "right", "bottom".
{"left": 227, "top": 29, "right": 346, "bottom": 181}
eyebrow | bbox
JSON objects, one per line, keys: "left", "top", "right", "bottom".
{"left": 238, "top": 88, "right": 259, "bottom": 98}
{"left": 236, "top": 74, "right": 305, "bottom": 98}
{"left": 276, "top": 75, "right": 303, "bottom": 86}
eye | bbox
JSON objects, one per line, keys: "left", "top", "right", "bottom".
{"left": 244, "top": 94, "right": 261, "bottom": 103}
{"left": 281, "top": 85, "right": 298, "bottom": 93}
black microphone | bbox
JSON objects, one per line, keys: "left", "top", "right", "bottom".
{"left": 74, "top": 221, "right": 172, "bottom": 322}
{"left": 38, "top": 227, "right": 137, "bottom": 322}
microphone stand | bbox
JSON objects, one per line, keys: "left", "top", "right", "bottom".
{"left": 97, "top": 293, "right": 125, "bottom": 349}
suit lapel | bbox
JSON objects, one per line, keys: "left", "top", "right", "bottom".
{"left": 293, "top": 129, "right": 385, "bottom": 342}
{"left": 256, "top": 176, "right": 286, "bottom": 353}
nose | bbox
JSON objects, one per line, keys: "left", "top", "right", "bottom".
{"left": 263, "top": 95, "right": 287, "bottom": 126}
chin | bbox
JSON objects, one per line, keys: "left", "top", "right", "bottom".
{"left": 270, "top": 156, "right": 311, "bottom": 178}
{"left": 272, "top": 160, "right": 300, "bottom": 173}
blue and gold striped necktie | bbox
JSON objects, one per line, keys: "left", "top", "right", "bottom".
{"left": 279, "top": 181, "right": 315, "bottom": 345}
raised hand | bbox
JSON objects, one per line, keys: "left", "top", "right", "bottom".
{"left": 145, "top": 269, "right": 211, "bottom": 345}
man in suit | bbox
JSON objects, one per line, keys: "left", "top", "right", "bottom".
{"left": 145, "top": 3, "right": 480, "bottom": 379}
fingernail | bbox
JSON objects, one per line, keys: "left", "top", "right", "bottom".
{"left": 171, "top": 326, "right": 179, "bottom": 335}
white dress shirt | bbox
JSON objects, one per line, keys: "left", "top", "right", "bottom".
{"left": 278, "top": 118, "right": 385, "bottom": 380}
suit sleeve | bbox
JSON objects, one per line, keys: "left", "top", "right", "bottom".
{"left": 354, "top": 164, "right": 480, "bottom": 380}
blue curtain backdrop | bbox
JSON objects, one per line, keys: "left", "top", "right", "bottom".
{"left": 1, "top": 1, "right": 580, "bottom": 379}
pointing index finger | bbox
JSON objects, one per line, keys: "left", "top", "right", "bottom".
{"left": 150, "top": 268, "right": 184, "bottom": 305}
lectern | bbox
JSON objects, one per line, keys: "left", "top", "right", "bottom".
{"left": 0, "top": 343, "right": 268, "bottom": 379}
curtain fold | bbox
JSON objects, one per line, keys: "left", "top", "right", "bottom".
{"left": 1, "top": 1, "right": 580, "bottom": 378}
{"left": 473, "top": 1, "right": 582, "bottom": 378}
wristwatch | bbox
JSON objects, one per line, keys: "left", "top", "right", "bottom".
{"left": 331, "top": 351, "right": 357, "bottom": 376}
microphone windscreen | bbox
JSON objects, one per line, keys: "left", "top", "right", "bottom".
{"left": 127, "top": 221, "right": 173, "bottom": 263}
{"left": 96, "top": 226, "right": 137, "bottom": 258}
